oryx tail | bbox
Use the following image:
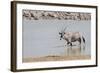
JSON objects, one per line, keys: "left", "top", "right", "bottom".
{"left": 81, "top": 36, "right": 85, "bottom": 51}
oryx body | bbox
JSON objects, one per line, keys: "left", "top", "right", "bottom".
{"left": 59, "top": 28, "right": 85, "bottom": 55}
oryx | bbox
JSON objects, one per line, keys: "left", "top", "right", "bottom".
{"left": 59, "top": 27, "right": 85, "bottom": 55}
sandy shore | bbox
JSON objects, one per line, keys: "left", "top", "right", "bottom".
{"left": 23, "top": 55, "right": 91, "bottom": 63}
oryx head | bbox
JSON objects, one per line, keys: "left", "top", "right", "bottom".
{"left": 59, "top": 26, "right": 67, "bottom": 40}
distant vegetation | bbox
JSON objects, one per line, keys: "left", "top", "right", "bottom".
{"left": 23, "top": 10, "right": 91, "bottom": 20}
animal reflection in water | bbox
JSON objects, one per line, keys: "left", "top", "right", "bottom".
{"left": 59, "top": 27, "right": 85, "bottom": 55}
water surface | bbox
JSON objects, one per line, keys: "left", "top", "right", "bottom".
{"left": 22, "top": 20, "right": 91, "bottom": 58}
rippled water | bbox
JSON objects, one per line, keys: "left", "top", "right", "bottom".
{"left": 22, "top": 20, "right": 91, "bottom": 58}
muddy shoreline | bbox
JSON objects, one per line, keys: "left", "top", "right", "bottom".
{"left": 23, "top": 55, "right": 91, "bottom": 63}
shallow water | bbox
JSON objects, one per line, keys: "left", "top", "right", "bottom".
{"left": 22, "top": 20, "right": 91, "bottom": 58}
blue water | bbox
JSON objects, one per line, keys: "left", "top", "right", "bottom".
{"left": 22, "top": 20, "right": 91, "bottom": 58}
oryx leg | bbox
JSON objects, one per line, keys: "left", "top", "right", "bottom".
{"left": 64, "top": 41, "right": 68, "bottom": 56}
{"left": 82, "top": 36, "right": 85, "bottom": 51}
{"left": 77, "top": 37, "right": 81, "bottom": 55}
{"left": 67, "top": 42, "right": 72, "bottom": 56}
{"left": 81, "top": 36, "right": 85, "bottom": 55}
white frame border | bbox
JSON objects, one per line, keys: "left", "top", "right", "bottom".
{"left": 16, "top": 3, "right": 96, "bottom": 70}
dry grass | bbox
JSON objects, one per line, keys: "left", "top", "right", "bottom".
{"left": 23, "top": 55, "right": 91, "bottom": 63}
